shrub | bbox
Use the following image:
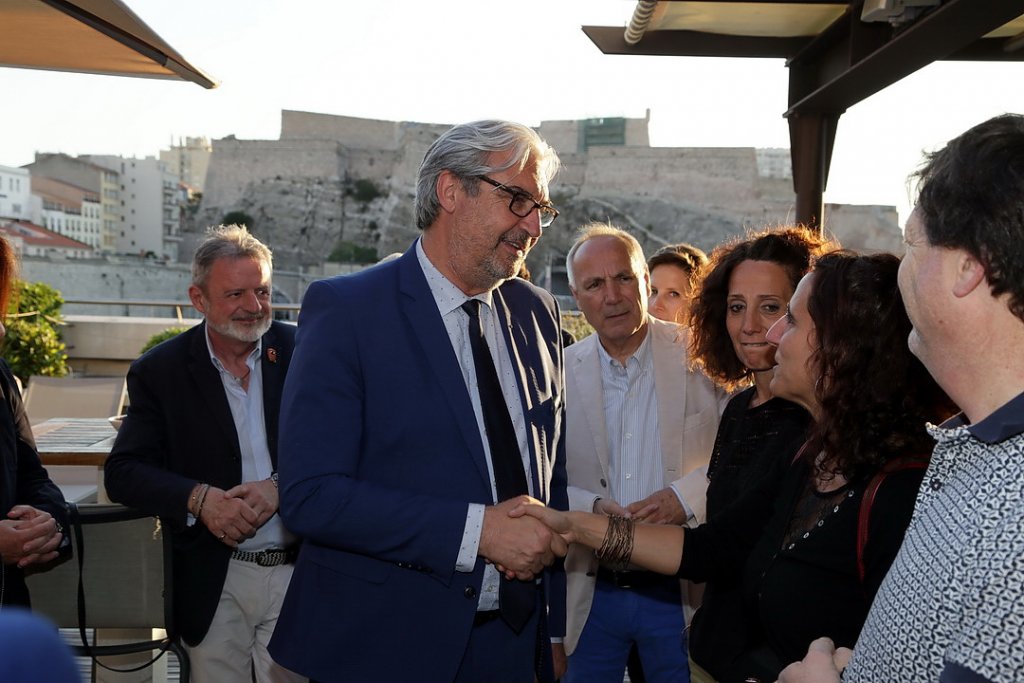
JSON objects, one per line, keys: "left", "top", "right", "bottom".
{"left": 141, "top": 327, "right": 190, "bottom": 355}
{"left": 561, "top": 311, "right": 594, "bottom": 343}
{"left": 221, "top": 211, "right": 255, "bottom": 229}
{"left": 328, "top": 240, "right": 378, "bottom": 264}
{"left": 2, "top": 280, "right": 70, "bottom": 383}
{"left": 14, "top": 280, "right": 63, "bottom": 319}
{"left": 350, "top": 179, "right": 382, "bottom": 204}
{"left": 2, "top": 319, "right": 68, "bottom": 384}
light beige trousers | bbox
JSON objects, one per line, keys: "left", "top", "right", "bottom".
{"left": 185, "top": 559, "right": 306, "bottom": 683}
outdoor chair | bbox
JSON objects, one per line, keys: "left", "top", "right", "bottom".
{"left": 25, "top": 503, "right": 189, "bottom": 682}
{"left": 23, "top": 375, "right": 127, "bottom": 426}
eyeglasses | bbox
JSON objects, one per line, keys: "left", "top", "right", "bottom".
{"left": 476, "top": 175, "right": 559, "bottom": 228}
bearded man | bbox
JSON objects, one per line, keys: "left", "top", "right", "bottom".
{"left": 105, "top": 224, "right": 303, "bottom": 683}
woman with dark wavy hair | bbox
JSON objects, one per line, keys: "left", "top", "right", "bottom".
{"left": 683, "top": 227, "right": 829, "bottom": 683}
{"left": 514, "top": 251, "right": 955, "bottom": 683}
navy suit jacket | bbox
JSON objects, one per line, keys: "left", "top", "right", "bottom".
{"left": 104, "top": 320, "right": 295, "bottom": 646}
{"left": 270, "top": 247, "right": 568, "bottom": 682}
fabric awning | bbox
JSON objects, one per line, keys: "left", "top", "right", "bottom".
{"left": 0, "top": 0, "right": 218, "bottom": 88}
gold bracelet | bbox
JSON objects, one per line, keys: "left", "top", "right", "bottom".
{"left": 188, "top": 483, "right": 203, "bottom": 515}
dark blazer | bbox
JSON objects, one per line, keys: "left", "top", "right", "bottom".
{"left": 269, "top": 247, "right": 568, "bottom": 682}
{"left": 0, "top": 360, "right": 69, "bottom": 608}
{"left": 104, "top": 320, "right": 295, "bottom": 646}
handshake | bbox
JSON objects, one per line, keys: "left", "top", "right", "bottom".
{"left": 478, "top": 495, "right": 577, "bottom": 581}
{"left": 478, "top": 485, "right": 685, "bottom": 581}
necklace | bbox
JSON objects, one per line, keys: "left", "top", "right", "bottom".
{"left": 231, "top": 367, "right": 251, "bottom": 384}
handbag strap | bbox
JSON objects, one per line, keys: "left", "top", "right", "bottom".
{"left": 69, "top": 502, "right": 171, "bottom": 673}
{"left": 856, "top": 456, "right": 928, "bottom": 584}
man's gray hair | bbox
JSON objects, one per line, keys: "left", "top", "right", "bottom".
{"left": 192, "top": 224, "right": 273, "bottom": 288}
{"left": 565, "top": 222, "right": 647, "bottom": 289}
{"left": 415, "top": 120, "right": 560, "bottom": 230}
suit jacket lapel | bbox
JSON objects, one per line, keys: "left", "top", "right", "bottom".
{"left": 492, "top": 287, "right": 545, "bottom": 499}
{"left": 187, "top": 322, "right": 243, "bottom": 465}
{"left": 260, "top": 323, "right": 286, "bottom": 466}
{"left": 576, "top": 336, "right": 611, "bottom": 479}
{"left": 651, "top": 320, "right": 687, "bottom": 482}
{"left": 397, "top": 250, "right": 493, "bottom": 491}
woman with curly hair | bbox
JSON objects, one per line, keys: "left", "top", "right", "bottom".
{"left": 514, "top": 251, "right": 955, "bottom": 683}
{"left": 684, "top": 227, "right": 828, "bottom": 682}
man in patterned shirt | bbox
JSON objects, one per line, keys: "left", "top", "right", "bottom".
{"left": 779, "top": 115, "right": 1024, "bottom": 683}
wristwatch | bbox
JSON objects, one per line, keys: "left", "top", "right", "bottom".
{"left": 270, "top": 472, "right": 279, "bottom": 488}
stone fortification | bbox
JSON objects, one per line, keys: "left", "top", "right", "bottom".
{"left": 280, "top": 110, "right": 451, "bottom": 150}
{"left": 193, "top": 110, "right": 902, "bottom": 275}
{"left": 202, "top": 138, "right": 343, "bottom": 212}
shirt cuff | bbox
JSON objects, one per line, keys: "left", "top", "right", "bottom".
{"left": 670, "top": 483, "right": 695, "bottom": 522}
{"left": 456, "top": 503, "right": 485, "bottom": 572}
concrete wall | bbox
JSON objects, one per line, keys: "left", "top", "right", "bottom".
{"left": 62, "top": 315, "right": 201, "bottom": 376}
{"left": 824, "top": 203, "right": 903, "bottom": 254}
{"left": 579, "top": 147, "right": 760, "bottom": 206}
{"left": 281, "top": 110, "right": 402, "bottom": 148}
{"left": 19, "top": 257, "right": 310, "bottom": 316}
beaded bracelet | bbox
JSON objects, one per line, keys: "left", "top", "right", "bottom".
{"left": 595, "top": 515, "right": 635, "bottom": 570}
{"left": 194, "top": 483, "right": 211, "bottom": 521}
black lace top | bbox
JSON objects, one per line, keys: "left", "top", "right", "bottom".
{"left": 688, "top": 387, "right": 810, "bottom": 680}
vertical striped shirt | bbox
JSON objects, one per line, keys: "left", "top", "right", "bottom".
{"left": 598, "top": 328, "right": 664, "bottom": 507}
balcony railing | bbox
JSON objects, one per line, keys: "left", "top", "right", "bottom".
{"left": 62, "top": 298, "right": 301, "bottom": 320}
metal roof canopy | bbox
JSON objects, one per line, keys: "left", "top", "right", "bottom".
{"left": 0, "top": 0, "right": 218, "bottom": 88}
{"left": 584, "top": 0, "right": 1024, "bottom": 229}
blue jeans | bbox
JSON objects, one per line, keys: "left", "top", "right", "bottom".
{"left": 565, "top": 576, "right": 690, "bottom": 683}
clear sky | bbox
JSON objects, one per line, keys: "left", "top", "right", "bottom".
{"left": 3, "top": 0, "right": 1023, "bottom": 227}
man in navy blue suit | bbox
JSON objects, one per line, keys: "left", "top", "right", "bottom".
{"left": 269, "top": 120, "right": 569, "bottom": 682}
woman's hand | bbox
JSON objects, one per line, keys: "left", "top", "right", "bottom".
{"left": 508, "top": 501, "right": 578, "bottom": 545}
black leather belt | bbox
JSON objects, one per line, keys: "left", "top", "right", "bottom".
{"left": 595, "top": 567, "right": 679, "bottom": 591}
{"left": 473, "top": 610, "right": 501, "bottom": 627}
{"left": 231, "top": 547, "right": 298, "bottom": 566}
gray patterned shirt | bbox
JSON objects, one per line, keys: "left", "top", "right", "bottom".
{"left": 846, "top": 392, "right": 1024, "bottom": 682}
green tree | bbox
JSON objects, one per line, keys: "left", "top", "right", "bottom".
{"left": 1, "top": 281, "right": 69, "bottom": 383}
